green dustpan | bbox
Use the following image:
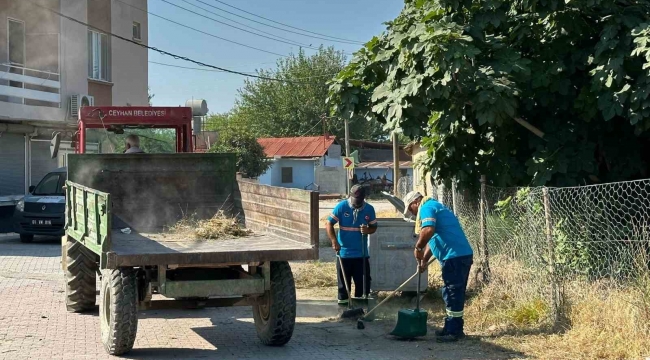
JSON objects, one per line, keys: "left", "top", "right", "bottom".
{"left": 390, "top": 266, "right": 428, "bottom": 339}
{"left": 390, "top": 308, "right": 428, "bottom": 338}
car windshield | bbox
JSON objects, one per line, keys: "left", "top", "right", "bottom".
{"left": 33, "top": 173, "right": 66, "bottom": 196}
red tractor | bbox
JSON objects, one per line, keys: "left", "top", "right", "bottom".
{"left": 75, "top": 106, "right": 195, "bottom": 154}
{"left": 49, "top": 100, "right": 209, "bottom": 156}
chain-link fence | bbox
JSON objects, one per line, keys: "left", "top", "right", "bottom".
{"left": 434, "top": 178, "right": 650, "bottom": 327}
{"left": 395, "top": 176, "right": 413, "bottom": 199}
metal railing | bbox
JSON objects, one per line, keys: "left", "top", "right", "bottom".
{"left": 0, "top": 64, "right": 61, "bottom": 106}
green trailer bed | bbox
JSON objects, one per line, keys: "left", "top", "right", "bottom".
{"left": 107, "top": 232, "right": 314, "bottom": 267}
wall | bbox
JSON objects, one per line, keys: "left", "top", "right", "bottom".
{"left": 60, "top": 0, "right": 88, "bottom": 116}
{"left": 0, "top": 0, "right": 67, "bottom": 122}
{"left": 323, "top": 143, "right": 342, "bottom": 167}
{"left": 257, "top": 158, "right": 315, "bottom": 190}
{"left": 323, "top": 155, "right": 342, "bottom": 168}
{"left": 110, "top": 0, "right": 148, "bottom": 106}
{"left": 411, "top": 143, "right": 433, "bottom": 196}
{"left": 86, "top": 0, "right": 112, "bottom": 105}
{"left": 315, "top": 165, "right": 346, "bottom": 195}
{"left": 30, "top": 140, "right": 59, "bottom": 185}
{"left": 0, "top": 133, "right": 25, "bottom": 195}
{"left": 88, "top": 80, "right": 111, "bottom": 105}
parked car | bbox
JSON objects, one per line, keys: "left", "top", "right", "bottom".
{"left": 13, "top": 167, "right": 66, "bottom": 243}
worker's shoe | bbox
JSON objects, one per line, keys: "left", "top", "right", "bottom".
{"left": 434, "top": 328, "right": 449, "bottom": 337}
{"left": 436, "top": 332, "right": 465, "bottom": 343}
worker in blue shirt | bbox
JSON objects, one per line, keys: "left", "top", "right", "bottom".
{"left": 403, "top": 191, "right": 473, "bottom": 343}
{"left": 326, "top": 185, "right": 377, "bottom": 305}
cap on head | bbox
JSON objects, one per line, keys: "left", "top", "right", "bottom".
{"left": 349, "top": 184, "right": 365, "bottom": 208}
{"left": 402, "top": 191, "right": 423, "bottom": 216}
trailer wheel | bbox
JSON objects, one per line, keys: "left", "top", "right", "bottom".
{"left": 64, "top": 236, "right": 97, "bottom": 312}
{"left": 253, "top": 261, "right": 296, "bottom": 346}
{"left": 100, "top": 268, "right": 138, "bottom": 356}
{"left": 20, "top": 234, "right": 33, "bottom": 243}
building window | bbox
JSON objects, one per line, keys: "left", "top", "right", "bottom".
{"left": 8, "top": 19, "right": 25, "bottom": 66}
{"left": 7, "top": 18, "right": 25, "bottom": 104}
{"left": 132, "top": 21, "right": 141, "bottom": 41}
{"left": 281, "top": 167, "right": 293, "bottom": 183}
{"left": 88, "top": 30, "right": 109, "bottom": 81}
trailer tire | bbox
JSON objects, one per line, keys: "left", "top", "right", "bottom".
{"left": 64, "top": 237, "right": 97, "bottom": 312}
{"left": 20, "top": 234, "right": 33, "bottom": 243}
{"left": 100, "top": 268, "right": 138, "bottom": 356}
{"left": 253, "top": 261, "right": 296, "bottom": 346}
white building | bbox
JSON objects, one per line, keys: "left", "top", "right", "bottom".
{"left": 0, "top": 0, "right": 149, "bottom": 195}
{"left": 257, "top": 136, "right": 347, "bottom": 195}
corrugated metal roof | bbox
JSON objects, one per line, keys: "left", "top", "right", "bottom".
{"left": 257, "top": 136, "right": 336, "bottom": 158}
{"left": 356, "top": 161, "right": 413, "bottom": 169}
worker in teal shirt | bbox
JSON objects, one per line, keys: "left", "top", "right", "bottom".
{"left": 326, "top": 185, "right": 377, "bottom": 305}
{"left": 403, "top": 191, "right": 473, "bottom": 342}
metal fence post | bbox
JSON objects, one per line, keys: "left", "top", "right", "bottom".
{"left": 543, "top": 187, "right": 561, "bottom": 326}
{"left": 451, "top": 179, "right": 458, "bottom": 216}
{"left": 479, "top": 175, "right": 490, "bottom": 284}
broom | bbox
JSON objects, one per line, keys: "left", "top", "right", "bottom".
{"left": 357, "top": 258, "right": 435, "bottom": 329}
{"left": 338, "top": 252, "right": 365, "bottom": 319}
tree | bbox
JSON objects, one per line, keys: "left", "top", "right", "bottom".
{"left": 148, "top": 87, "right": 155, "bottom": 106}
{"left": 329, "top": 0, "right": 650, "bottom": 188}
{"left": 93, "top": 129, "right": 175, "bottom": 153}
{"left": 231, "top": 47, "right": 385, "bottom": 142}
{"left": 208, "top": 132, "right": 271, "bottom": 178}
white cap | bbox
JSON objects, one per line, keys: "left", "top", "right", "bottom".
{"left": 402, "top": 191, "right": 422, "bottom": 216}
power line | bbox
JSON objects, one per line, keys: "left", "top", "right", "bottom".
{"left": 159, "top": 0, "right": 323, "bottom": 51}
{"left": 212, "top": 0, "right": 365, "bottom": 45}
{"left": 297, "top": 118, "right": 326, "bottom": 137}
{"left": 112, "top": 0, "right": 288, "bottom": 57}
{"left": 149, "top": 61, "right": 340, "bottom": 80}
{"left": 25, "top": 0, "right": 306, "bottom": 83}
{"left": 178, "top": 0, "right": 314, "bottom": 48}
{"left": 192, "top": 0, "right": 363, "bottom": 46}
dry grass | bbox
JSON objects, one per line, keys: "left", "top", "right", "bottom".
{"left": 293, "top": 261, "right": 337, "bottom": 289}
{"left": 290, "top": 253, "right": 650, "bottom": 359}
{"left": 454, "top": 255, "right": 650, "bottom": 360}
{"left": 167, "top": 211, "right": 252, "bottom": 240}
{"left": 376, "top": 209, "right": 402, "bottom": 218}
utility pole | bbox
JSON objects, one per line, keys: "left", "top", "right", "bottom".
{"left": 393, "top": 131, "right": 400, "bottom": 195}
{"left": 344, "top": 118, "right": 351, "bottom": 194}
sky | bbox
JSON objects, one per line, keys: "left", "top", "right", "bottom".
{"left": 146, "top": 0, "right": 405, "bottom": 114}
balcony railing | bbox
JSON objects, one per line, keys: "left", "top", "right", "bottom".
{"left": 0, "top": 64, "right": 60, "bottom": 107}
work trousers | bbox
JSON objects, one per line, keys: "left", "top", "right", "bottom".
{"left": 440, "top": 255, "right": 473, "bottom": 335}
{"left": 336, "top": 257, "right": 371, "bottom": 300}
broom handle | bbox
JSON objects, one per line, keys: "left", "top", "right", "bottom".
{"left": 337, "top": 253, "right": 352, "bottom": 308}
{"left": 416, "top": 264, "right": 421, "bottom": 312}
{"left": 363, "top": 258, "right": 435, "bottom": 319}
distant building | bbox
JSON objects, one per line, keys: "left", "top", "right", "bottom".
{"left": 257, "top": 135, "right": 345, "bottom": 194}
{"left": 0, "top": 0, "right": 149, "bottom": 195}
{"left": 350, "top": 140, "right": 413, "bottom": 183}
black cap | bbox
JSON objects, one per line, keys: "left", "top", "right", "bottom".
{"left": 350, "top": 185, "right": 365, "bottom": 207}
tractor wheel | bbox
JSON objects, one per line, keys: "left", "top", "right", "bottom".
{"left": 64, "top": 236, "right": 97, "bottom": 312}
{"left": 100, "top": 268, "right": 139, "bottom": 356}
{"left": 252, "top": 261, "right": 296, "bottom": 346}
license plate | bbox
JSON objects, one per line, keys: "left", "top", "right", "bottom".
{"left": 31, "top": 219, "right": 52, "bottom": 226}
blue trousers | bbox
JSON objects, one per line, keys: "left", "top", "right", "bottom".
{"left": 337, "top": 257, "right": 371, "bottom": 300}
{"left": 440, "top": 255, "right": 473, "bottom": 335}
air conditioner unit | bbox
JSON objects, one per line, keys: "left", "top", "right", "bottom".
{"left": 69, "top": 94, "right": 95, "bottom": 119}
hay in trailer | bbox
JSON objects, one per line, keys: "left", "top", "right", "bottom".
{"left": 167, "top": 211, "right": 252, "bottom": 240}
